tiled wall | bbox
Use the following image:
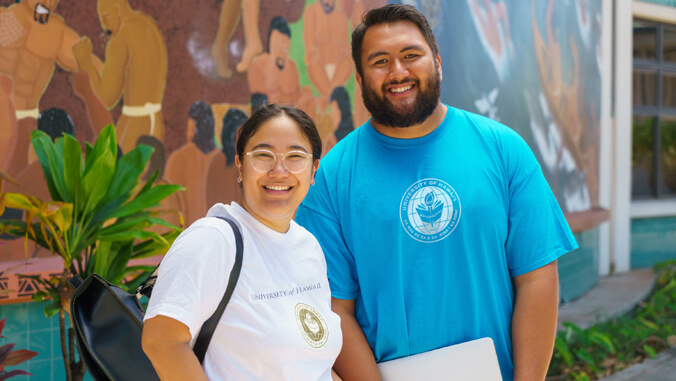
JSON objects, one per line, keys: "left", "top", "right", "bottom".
{"left": 631, "top": 216, "right": 676, "bottom": 269}
{"left": 0, "top": 302, "right": 92, "bottom": 381}
{"left": 559, "top": 228, "right": 600, "bottom": 303}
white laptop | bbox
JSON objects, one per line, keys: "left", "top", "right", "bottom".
{"left": 377, "top": 337, "right": 503, "bottom": 381}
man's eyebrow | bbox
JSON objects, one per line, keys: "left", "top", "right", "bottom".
{"left": 367, "top": 51, "right": 388, "bottom": 62}
{"left": 367, "top": 45, "right": 427, "bottom": 62}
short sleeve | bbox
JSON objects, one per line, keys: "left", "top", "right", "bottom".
{"left": 503, "top": 133, "right": 578, "bottom": 276}
{"left": 144, "top": 221, "right": 235, "bottom": 340}
{"left": 296, "top": 170, "right": 359, "bottom": 300}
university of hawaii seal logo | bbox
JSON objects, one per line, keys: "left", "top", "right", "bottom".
{"left": 400, "top": 178, "right": 461, "bottom": 243}
{"left": 295, "top": 303, "right": 329, "bottom": 348}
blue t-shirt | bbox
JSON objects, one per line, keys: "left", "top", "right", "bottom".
{"left": 295, "top": 105, "right": 578, "bottom": 380}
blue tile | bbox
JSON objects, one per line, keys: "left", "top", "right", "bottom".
{"left": 29, "top": 329, "right": 52, "bottom": 361}
{"left": 2, "top": 303, "right": 29, "bottom": 333}
{"left": 53, "top": 359, "right": 67, "bottom": 381}
{"left": 25, "top": 359, "right": 51, "bottom": 381}
{"left": 28, "top": 301, "right": 55, "bottom": 331}
{"left": 2, "top": 332, "right": 28, "bottom": 353}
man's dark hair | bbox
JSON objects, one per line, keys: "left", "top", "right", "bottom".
{"left": 267, "top": 16, "right": 291, "bottom": 52}
{"left": 221, "top": 108, "right": 248, "bottom": 166}
{"left": 351, "top": 4, "right": 440, "bottom": 78}
{"left": 236, "top": 104, "right": 322, "bottom": 163}
{"left": 330, "top": 86, "right": 354, "bottom": 141}
{"left": 188, "top": 101, "right": 216, "bottom": 154}
{"left": 38, "top": 108, "right": 75, "bottom": 141}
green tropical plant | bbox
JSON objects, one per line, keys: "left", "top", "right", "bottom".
{"left": 0, "top": 125, "right": 183, "bottom": 381}
{"left": 548, "top": 260, "right": 676, "bottom": 380}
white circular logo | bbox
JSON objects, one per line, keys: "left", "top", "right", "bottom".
{"left": 400, "top": 178, "right": 461, "bottom": 243}
{"left": 295, "top": 303, "right": 328, "bottom": 348}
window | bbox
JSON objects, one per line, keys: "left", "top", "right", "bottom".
{"left": 632, "top": 19, "right": 676, "bottom": 199}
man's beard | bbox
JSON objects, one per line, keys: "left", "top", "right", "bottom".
{"left": 361, "top": 69, "right": 441, "bottom": 128}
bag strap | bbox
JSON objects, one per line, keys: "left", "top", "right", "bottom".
{"left": 192, "top": 215, "right": 244, "bottom": 364}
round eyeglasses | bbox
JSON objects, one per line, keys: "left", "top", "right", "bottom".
{"left": 245, "top": 149, "right": 313, "bottom": 173}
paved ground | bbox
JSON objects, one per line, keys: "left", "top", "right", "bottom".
{"left": 556, "top": 268, "right": 676, "bottom": 381}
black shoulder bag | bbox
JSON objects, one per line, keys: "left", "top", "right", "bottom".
{"left": 69, "top": 216, "right": 243, "bottom": 381}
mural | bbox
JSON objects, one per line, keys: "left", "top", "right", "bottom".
{"left": 0, "top": 0, "right": 602, "bottom": 301}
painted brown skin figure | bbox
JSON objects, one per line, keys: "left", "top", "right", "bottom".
{"left": 248, "top": 17, "right": 316, "bottom": 120}
{"left": 0, "top": 0, "right": 100, "bottom": 176}
{"left": 303, "top": 0, "right": 353, "bottom": 112}
{"left": 72, "top": 0, "right": 168, "bottom": 154}
{"left": 211, "top": 0, "right": 263, "bottom": 78}
{"left": 0, "top": 74, "right": 17, "bottom": 172}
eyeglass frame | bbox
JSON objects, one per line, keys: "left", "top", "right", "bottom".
{"left": 244, "top": 149, "right": 315, "bottom": 173}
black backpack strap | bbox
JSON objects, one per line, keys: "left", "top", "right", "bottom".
{"left": 192, "top": 216, "right": 244, "bottom": 364}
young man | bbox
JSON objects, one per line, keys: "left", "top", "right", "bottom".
{"left": 295, "top": 4, "right": 578, "bottom": 381}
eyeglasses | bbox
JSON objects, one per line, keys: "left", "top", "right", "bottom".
{"left": 245, "top": 149, "right": 313, "bottom": 173}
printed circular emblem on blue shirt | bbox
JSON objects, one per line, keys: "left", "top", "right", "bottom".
{"left": 400, "top": 178, "right": 461, "bottom": 243}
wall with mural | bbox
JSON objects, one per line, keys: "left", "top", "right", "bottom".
{"left": 1, "top": 0, "right": 603, "bottom": 302}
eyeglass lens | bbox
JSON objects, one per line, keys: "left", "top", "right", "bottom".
{"left": 249, "top": 150, "right": 309, "bottom": 173}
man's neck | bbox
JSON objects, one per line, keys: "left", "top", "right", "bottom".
{"left": 370, "top": 103, "right": 447, "bottom": 139}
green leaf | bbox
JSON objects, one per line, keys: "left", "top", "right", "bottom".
{"left": 105, "top": 144, "right": 153, "bottom": 202}
{"left": 589, "top": 331, "right": 616, "bottom": 354}
{"left": 575, "top": 348, "right": 596, "bottom": 367}
{"left": 638, "top": 317, "right": 659, "bottom": 331}
{"left": 111, "top": 184, "right": 184, "bottom": 219}
{"left": 106, "top": 241, "right": 134, "bottom": 284}
{"left": 43, "top": 301, "right": 62, "bottom": 319}
{"left": 643, "top": 344, "right": 657, "bottom": 358}
{"left": 30, "top": 130, "right": 61, "bottom": 201}
{"left": 82, "top": 150, "right": 115, "bottom": 215}
{"left": 62, "top": 134, "right": 83, "bottom": 212}
{"left": 554, "top": 337, "right": 574, "bottom": 367}
{"left": 85, "top": 124, "right": 116, "bottom": 174}
{"left": 91, "top": 240, "right": 112, "bottom": 278}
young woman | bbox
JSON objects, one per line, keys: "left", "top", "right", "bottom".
{"left": 142, "top": 104, "right": 342, "bottom": 380}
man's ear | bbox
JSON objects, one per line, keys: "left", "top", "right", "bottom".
{"left": 355, "top": 72, "right": 363, "bottom": 91}
{"left": 436, "top": 54, "right": 442, "bottom": 81}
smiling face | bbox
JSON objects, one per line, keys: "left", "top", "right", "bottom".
{"left": 235, "top": 115, "right": 318, "bottom": 233}
{"left": 357, "top": 21, "right": 442, "bottom": 129}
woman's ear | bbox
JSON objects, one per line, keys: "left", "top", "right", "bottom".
{"left": 235, "top": 155, "right": 243, "bottom": 180}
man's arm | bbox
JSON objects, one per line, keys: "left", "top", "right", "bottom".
{"left": 72, "top": 35, "right": 127, "bottom": 109}
{"left": 511, "top": 260, "right": 559, "bottom": 381}
{"left": 332, "top": 297, "right": 381, "bottom": 381}
{"left": 58, "top": 26, "right": 103, "bottom": 72}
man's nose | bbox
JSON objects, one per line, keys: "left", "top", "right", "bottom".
{"left": 389, "top": 59, "right": 409, "bottom": 81}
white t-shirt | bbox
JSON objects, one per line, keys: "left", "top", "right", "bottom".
{"left": 144, "top": 202, "right": 342, "bottom": 380}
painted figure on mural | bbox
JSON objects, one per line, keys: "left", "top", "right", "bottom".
{"left": 165, "top": 101, "right": 219, "bottom": 226}
{"left": 1, "top": 107, "right": 74, "bottom": 261}
{"left": 211, "top": 0, "right": 263, "bottom": 78}
{"left": 0, "top": 0, "right": 100, "bottom": 177}
{"left": 0, "top": 74, "right": 17, "bottom": 173}
{"left": 532, "top": 0, "right": 598, "bottom": 210}
{"left": 72, "top": 0, "right": 168, "bottom": 154}
{"left": 206, "top": 108, "right": 248, "bottom": 211}
{"left": 247, "top": 16, "right": 316, "bottom": 119}
{"left": 303, "top": 0, "right": 353, "bottom": 112}
{"left": 69, "top": 70, "right": 113, "bottom": 136}
{"left": 466, "top": 0, "right": 514, "bottom": 83}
